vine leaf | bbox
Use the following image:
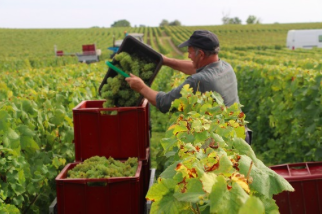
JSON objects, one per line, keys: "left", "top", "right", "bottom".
{"left": 238, "top": 196, "right": 265, "bottom": 214}
{"left": 209, "top": 175, "right": 249, "bottom": 214}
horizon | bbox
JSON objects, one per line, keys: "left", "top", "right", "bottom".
{"left": 1, "top": 21, "right": 321, "bottom": 30}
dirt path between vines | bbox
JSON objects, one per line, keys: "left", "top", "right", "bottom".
{"left": 161, "top": 31, "right": 183, "bottom": 56}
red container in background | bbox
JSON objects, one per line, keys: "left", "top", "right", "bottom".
{"left": 56, "top": 161, "right": 143, "bottom": 214}
{"left": 73, "top": 99, "right": 149, "bottom": 161}
{"left": 270, "top": 162, "right": 322, "bottom": 214}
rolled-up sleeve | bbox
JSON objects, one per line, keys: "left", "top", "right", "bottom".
{"left": 156, "top": 77, "right": 197, "bottom": 113}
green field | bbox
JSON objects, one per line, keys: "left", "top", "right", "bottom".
{"left": 1, "top": 23, "right": 322, "bottom": 213}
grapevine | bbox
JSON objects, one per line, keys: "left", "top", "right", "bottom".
{"left": 100, "top": 51, "right": 156, "bottom": 108}
{"left": 147, "top": 85, "right": 294, "bottom": 214}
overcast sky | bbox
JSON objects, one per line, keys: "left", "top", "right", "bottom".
{"left": 0, "top": 0, "right": 321, "bottom": 28}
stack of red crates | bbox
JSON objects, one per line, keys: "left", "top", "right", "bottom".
{"left": 56, "top": 99, "right": 151, "bottom": 214}
{"left": 55, "top": 35, "right": 163, "bottom": 214}
{"left": 82, "top": 44, "right": 96, "bottom": 55}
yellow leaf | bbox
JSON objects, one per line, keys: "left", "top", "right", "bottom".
{"left": 178, "top": 102, "right": 185, "bottom": 111}
{"left": 200, "top": 172, "right": 217, "bottom": 193}
{"left": 231, "top": 173, "right": 250, "bottom": 193}
{"left": 168, "top": 124, "right": 176, "bottom": 130}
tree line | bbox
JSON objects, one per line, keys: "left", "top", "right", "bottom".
{"left": 110, "top": 15, "right": 261, "bottom": 28}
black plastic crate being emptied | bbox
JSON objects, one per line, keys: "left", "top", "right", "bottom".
{"left": 99, "top": 35, "right": 163, "bottom": 106}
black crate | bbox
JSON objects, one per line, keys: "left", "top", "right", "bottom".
{"left": 99, "top": 35, "right": 163, "bottom": 106}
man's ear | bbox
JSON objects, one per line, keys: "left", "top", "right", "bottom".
{"left": 200, "top": 50, "right": 205, "bottom": 58}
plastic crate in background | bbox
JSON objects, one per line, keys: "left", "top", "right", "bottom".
{"left": 56, "top": 161, "right": 143, "bottom": 214}
{"left": 98, "top": 35, "right": 163, "bottom": 106}
{"left": 72, "top": 99, "right": 149, "bottom": 161}
{"left": 270, "top": 162, "right": 322, "bottom": 214}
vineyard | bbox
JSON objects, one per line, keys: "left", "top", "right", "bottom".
{"left": 1, "top": 22, "right": 322, "bottom": 213}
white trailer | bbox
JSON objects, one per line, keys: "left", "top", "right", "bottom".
{"left": 286, "top": 29, "right": 322, "bottom": 50}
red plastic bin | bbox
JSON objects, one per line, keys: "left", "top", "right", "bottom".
{"left": 72, "top": 99, "right": 149, "bottom": 161}
{"left": 270, "top": 161, "right": 322, "bottom": 214}
{"left": 56, "top": 161, "right": 143, "bottom": 214}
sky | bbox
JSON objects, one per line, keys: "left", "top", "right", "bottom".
{"left": 0, "top": 0, "right": 321, "bottom": 28}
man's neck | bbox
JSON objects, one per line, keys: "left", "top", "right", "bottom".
{"left": 198, "top": 54, "right": 219, "bottom": 68}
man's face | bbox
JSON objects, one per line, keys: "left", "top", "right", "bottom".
{"left": 188, "top": 46, "right": 202, "bottom": 69}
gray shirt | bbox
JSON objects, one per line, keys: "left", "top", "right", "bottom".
{"left": 156, "top": 59, "right": 239, "bottom": 113}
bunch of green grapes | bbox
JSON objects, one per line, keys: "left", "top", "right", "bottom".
{"left": 100, "top": 51, "right": 156, "bottom": 108}
{"left": 67, "top": 156, "right": 138, "bottom": 179}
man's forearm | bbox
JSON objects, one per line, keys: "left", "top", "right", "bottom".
{"left": 163, "top": 57, "right": 196, "bottom": 75}
{"left": 139, "top": 85, "right": 158, "bottom": 106}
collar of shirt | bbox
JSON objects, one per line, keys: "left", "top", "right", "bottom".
{"left": 196, "top": 59, "right": 221, "bottom": 73}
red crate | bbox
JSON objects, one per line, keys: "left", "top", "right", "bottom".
{"left": 73, "top": 99, "right": 149, "bottom": 161}
{"left": 56, "top": 50, "right": 64, "bottom": 56}
{"left": 56, "top": 161, "right": 143, "bottom": 214}
{"left": 270, "top": 162, "right": 322, "bottom": 214}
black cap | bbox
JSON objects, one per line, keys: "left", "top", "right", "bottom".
{"left": 178, "top": 30, "right": 220, "bottom": 51}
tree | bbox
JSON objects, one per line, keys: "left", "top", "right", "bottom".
{"left": 222, "top": 15, "right": 242, "bottom": 25}
{"left": 169, "top": 20, "right": 181, "bottom": 26}
{"left": 246, "top": 15, "right": 261, "bottom": 24}
{"left": 111, "top": 19, "right": 131, "bottom": 27}
{"left": 160, "top": 19, "right": 181, "bottom": 27}
{"left": 222, "top": 15, "right": 231, "bottom": 25}
{"left": 159, "top": 19, "right": 169, "bottom": 27}
{"left": 230, "top": 17, "right": 242, "bottom": 24}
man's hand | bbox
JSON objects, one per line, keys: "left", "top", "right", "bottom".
{"left": 125, "top": 73, "right": 146, "bottom": 93}
{"left": 125, "top": 73, "right": 158, "bottom": 106}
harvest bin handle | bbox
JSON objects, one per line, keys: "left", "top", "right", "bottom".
{"left": 106, "top": 61, "right": 130, "bottom": 78}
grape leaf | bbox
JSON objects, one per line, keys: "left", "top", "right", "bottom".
{"left": 174, "top": 178, "right": 205, "bottom": 203}
{"left": 238, "top": 155, "right": 294, "bottom": 197}
{"left": 209, "top": 175, "right": 249, "bottom": 214}
{"left": 146, "top": 178, "right": 177, "bottom": 202}
{"left": 200, "top": 172, "right": 217, "bottom": 193}
{"left": 238, "top": 196, "right": 265, "bottom": 214}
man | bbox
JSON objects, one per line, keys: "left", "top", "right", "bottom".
{"left": 126, "top": 30, "right": 251, "bottom": 144}
{"left": 125, "top": 30, "right": 240, "bottom": 113}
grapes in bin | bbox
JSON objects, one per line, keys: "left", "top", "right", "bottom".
{"left": 67, "top": 156, "right": 138, "bottom": 179}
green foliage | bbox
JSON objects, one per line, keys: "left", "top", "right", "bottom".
{"left": 159, "top": 19, "right": 181, "bottom": 27}
{"left": 233, "top": 59, "right": 322, "bottom": 165}
{"left": 148, "top": 85, "right": 293, "bottom": 213}
{"left": 0, "top": 203, "right": 20, "bottom": 214}
{"left": 246, "top": 15, "right": 261, "bottom": 24}
{"left": 169, "top": 20, "right": 182, "bottom": 26}
{"left": 67, "top": 156, "right": 138, "bottom": 178}
{"left": 222, "top": 16, "right": 242, "bottom": 25}
{"left": 0, "top": 62, "right": 105, "bottom": 213}
{"left": 159, "top": 19, "right": 169, "bottom": 27}
{"left": 1, "top": 22, "right": 322, "bottom": 212}
{"left": 111, "top": 19, "right": 131, "bottom": 27}
{"left": 1, "top": 23, "right": 322, "bottom": 72}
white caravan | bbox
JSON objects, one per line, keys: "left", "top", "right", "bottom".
{"left": 286, "top": 29, "right": 322, "bottom": 50}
